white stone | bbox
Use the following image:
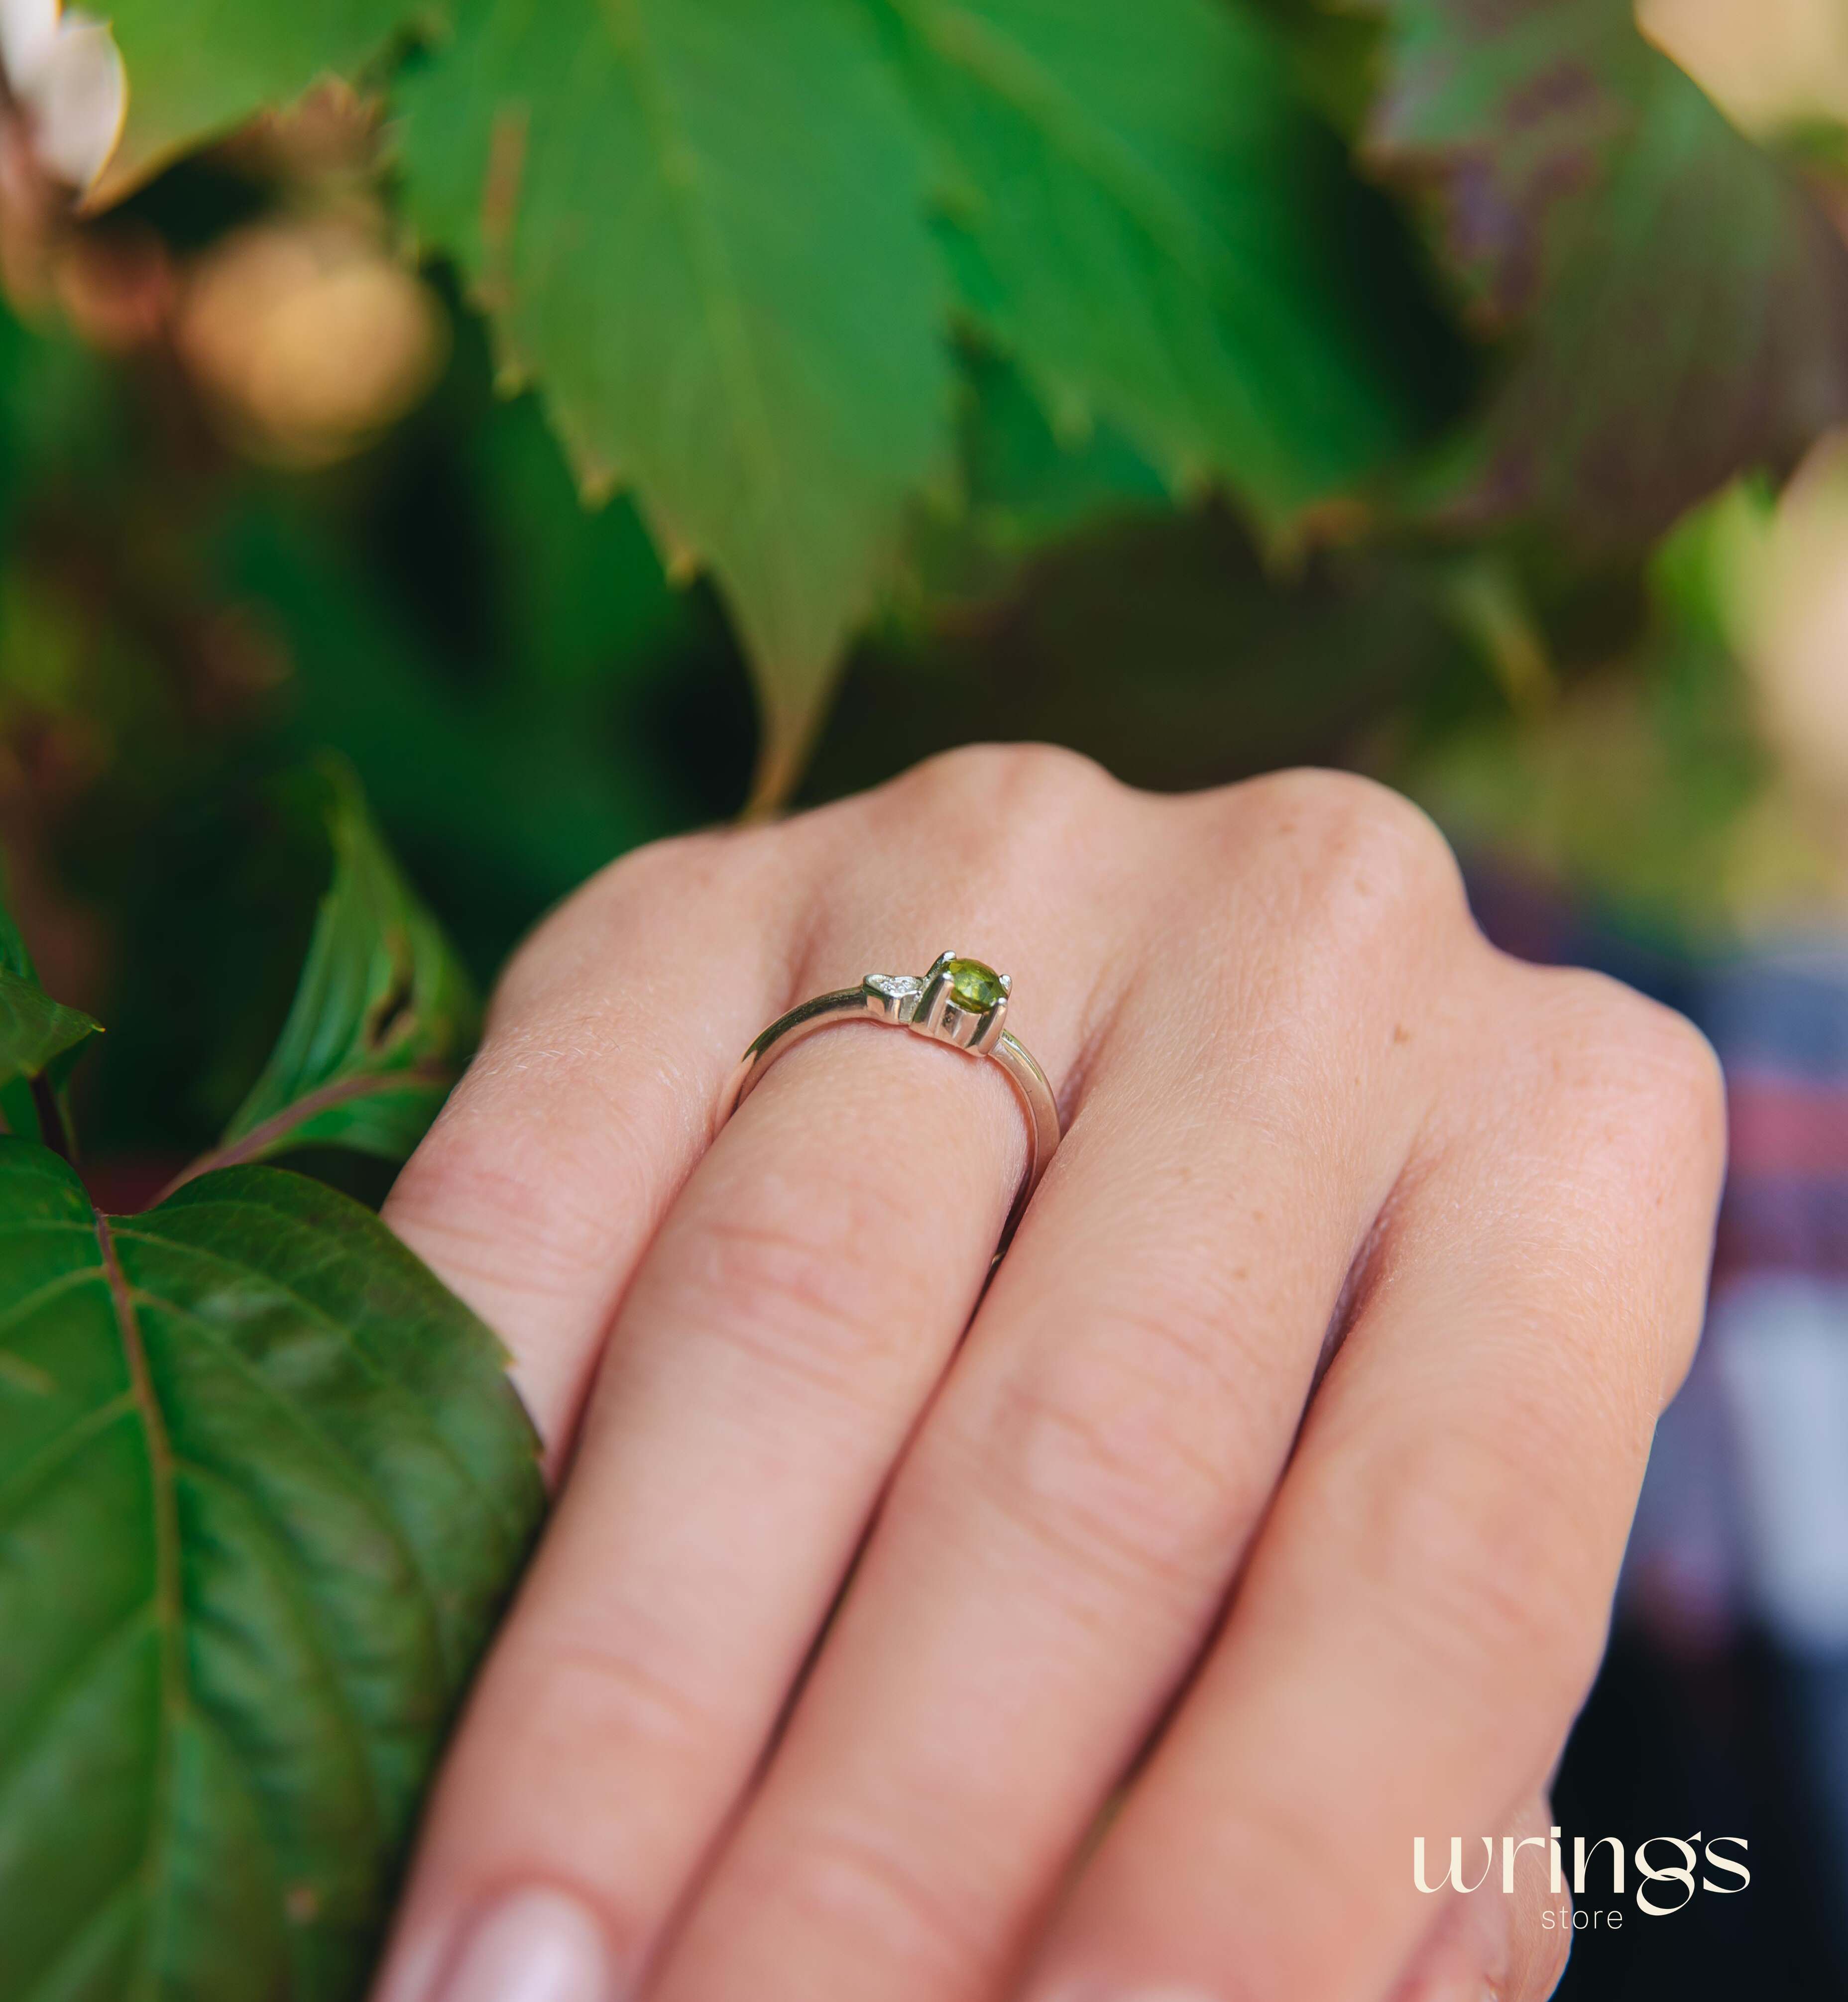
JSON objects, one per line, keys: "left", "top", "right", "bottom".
{"left": 866, "top": 973, "right": 923, "bottom": 999}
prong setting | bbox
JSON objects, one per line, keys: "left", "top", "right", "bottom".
{"left": 902, "top": 951, "right": 1011, "bottom": 1052}
{"left": 911, "top": 952, "right": 957, "bottom": 1037}
{"left": 722, "top": 950, "right": 1059, "bottom": 1256}
{"left": 967, "top": 986, "right": 1008, "bottom": 1053}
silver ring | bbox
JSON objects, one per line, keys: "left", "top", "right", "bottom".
{"left": 717, "top": 952, "right": 1061, "bottom": 1247}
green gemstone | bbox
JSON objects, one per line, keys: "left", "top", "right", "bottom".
{"left": 945, "top": 956, "right": 1005, "bottom": 1014}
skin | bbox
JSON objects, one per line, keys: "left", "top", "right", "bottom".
{"left": 370, "top": 748, "right": 1725, "bottom": 2002}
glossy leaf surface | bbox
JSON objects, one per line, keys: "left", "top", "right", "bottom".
{"left": 217, "top": 765, "right": 479, "bottom": 1170}
{"left": 0, "top": 1144, "right": 544, "bottom": 2001}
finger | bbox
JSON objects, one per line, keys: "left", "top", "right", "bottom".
{"left": 1499, "top": 1792, "right": 1575, "bottom": 2002}
{"left": 377, "top": 1033, "right": 1026, "bottom": 2002}
{"left": 1016, "top": 970, "right": 1725, "bottom": 2002}
{"left": 638, "top": 780, "right": 1468, "bottom": 2002}
{"left": 375, "top": 753, "right": 1132, "bottom": 2002}
{"left": 1389, "top": 1793, "right": 1571, "bottom": 2002}
{"left": 383, "top": 827, "right": 805, "bottom": 1451}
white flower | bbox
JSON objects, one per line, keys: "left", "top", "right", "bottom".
{"left": 0, "top": 0, "right": 125, "bottom": 191}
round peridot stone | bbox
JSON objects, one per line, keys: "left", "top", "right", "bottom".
{"left": 945, "top": 957, "right": 1005, "bottom": 1014}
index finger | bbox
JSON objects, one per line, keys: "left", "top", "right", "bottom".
{"left": 382, "top": 825, "right": 803, "bottom": 1458}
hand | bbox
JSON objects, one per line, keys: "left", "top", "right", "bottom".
{"left": 372, "top": 748, "right": 1723, "bottom": 2002}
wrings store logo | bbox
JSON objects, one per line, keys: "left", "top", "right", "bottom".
{"left": 1414, "top": 1829, "right": 1750, "bottom": 1925}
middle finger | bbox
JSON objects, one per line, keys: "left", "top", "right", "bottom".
{"left": 642, "top": 777, "right": 1465, "bottom": 2002}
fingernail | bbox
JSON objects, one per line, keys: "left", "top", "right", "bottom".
{"left": 436, "top": 1887, "right": 617, "bottom": 2002}
{"left": 1041, "top": 1987, "right": 1225, "bottom": 2002}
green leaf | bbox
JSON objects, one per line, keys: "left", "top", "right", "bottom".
{"left": 1367, "top": 0, "right": 1848, "bottom": 542}
{"left": 98, "top": 0, "right": 434, "bottom": 197}
{"left": 214, "top": 763, "right": 479, "bottom": 1172}
{"left": 396, "top": 0, "right": 954, "bottom": 801}
{"left": 0, "top": 1144, "right": 543, "bottom": 2001}
{"left": 957, "top": 341, "right": 1169, "bottom": 551}
{"left": 875, "top": 0, "right": 1440, "bottom": 521}
{"left": 0, "top": 892, "right": 101, "bottom": 1150}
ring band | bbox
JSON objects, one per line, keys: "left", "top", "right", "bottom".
{"left": 717, "top": 952, "right": 1061, "bottom": 1247}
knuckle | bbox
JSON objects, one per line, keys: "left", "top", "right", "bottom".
{"left": 1237, "top": 768, "right": 1469, "bottom": 952}
{"left": 681, "top": 1175, "right": 924, "bottom": 1398}
{"left": 494, "top": 825, "right": 765, "bottom": 1011}
{"left": 919, "top": 737, "right": 1115, "bottom": 804}
{"left": 1463, "top": 970, "right": 1726, "bottom": 1405}
{"left": 1255, "top": 768, "right": 1459, "bottom": 882}
{"left": 1351, "top": 1431, "right": 1611, "bottom": 1707}
{"left": 959, "top": 1321, "right": 1249, "bottom": 1603}
{"left": 895, "top": 741, "right": 1124, "bottom": 859}
{"left": 739, "top": 1816, "right": 989, "bottom": 1992}
{"left": 1517, "top": 968, "right": 1727, "bottom": 1180}
{"left": 501, "top": 1627, "right": 724, "bottom": 1774}
{"left": 1610, "top": 992, "right": 1727, "bottom": 1155}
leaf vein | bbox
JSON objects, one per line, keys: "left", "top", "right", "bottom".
{"left": 170, "top": 1451, "right": 388, "bottom": 1858}
{"left": 112, "top": 1213, "right": 534, "bottom": 1558}
{"left": 0, "top": 1389, "right": 136, "bottom": 1534}
{"left": 0, "top": 1264, "right": 105, "bottom": 1342}
{"left": 94, "top": 1213, "right": 183, "bottom": 2002}
{"left": 892, "top": 0, "right": 1219, "bottom": 289}
{"left": 0, "top": 1594, "right": 155, "bottom": 1810}
{"left": 114, "top": 1272, "right": 459, "bottom": 1680}
{"left": 604, "top": 0, "right": 793, "bottom": 634}
{"left": 12, "top": 1868, "right": 142, "bottom": 2002}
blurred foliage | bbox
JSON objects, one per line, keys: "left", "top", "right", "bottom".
{"left": 1396, "top": 491, "right": 1848, "bottom": 943}
{"left": 0, "top": 0, "right": 1841, "bottom": 1182}
{"left": 1367, "top": 0, "right": 1848, "bottom": 543}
